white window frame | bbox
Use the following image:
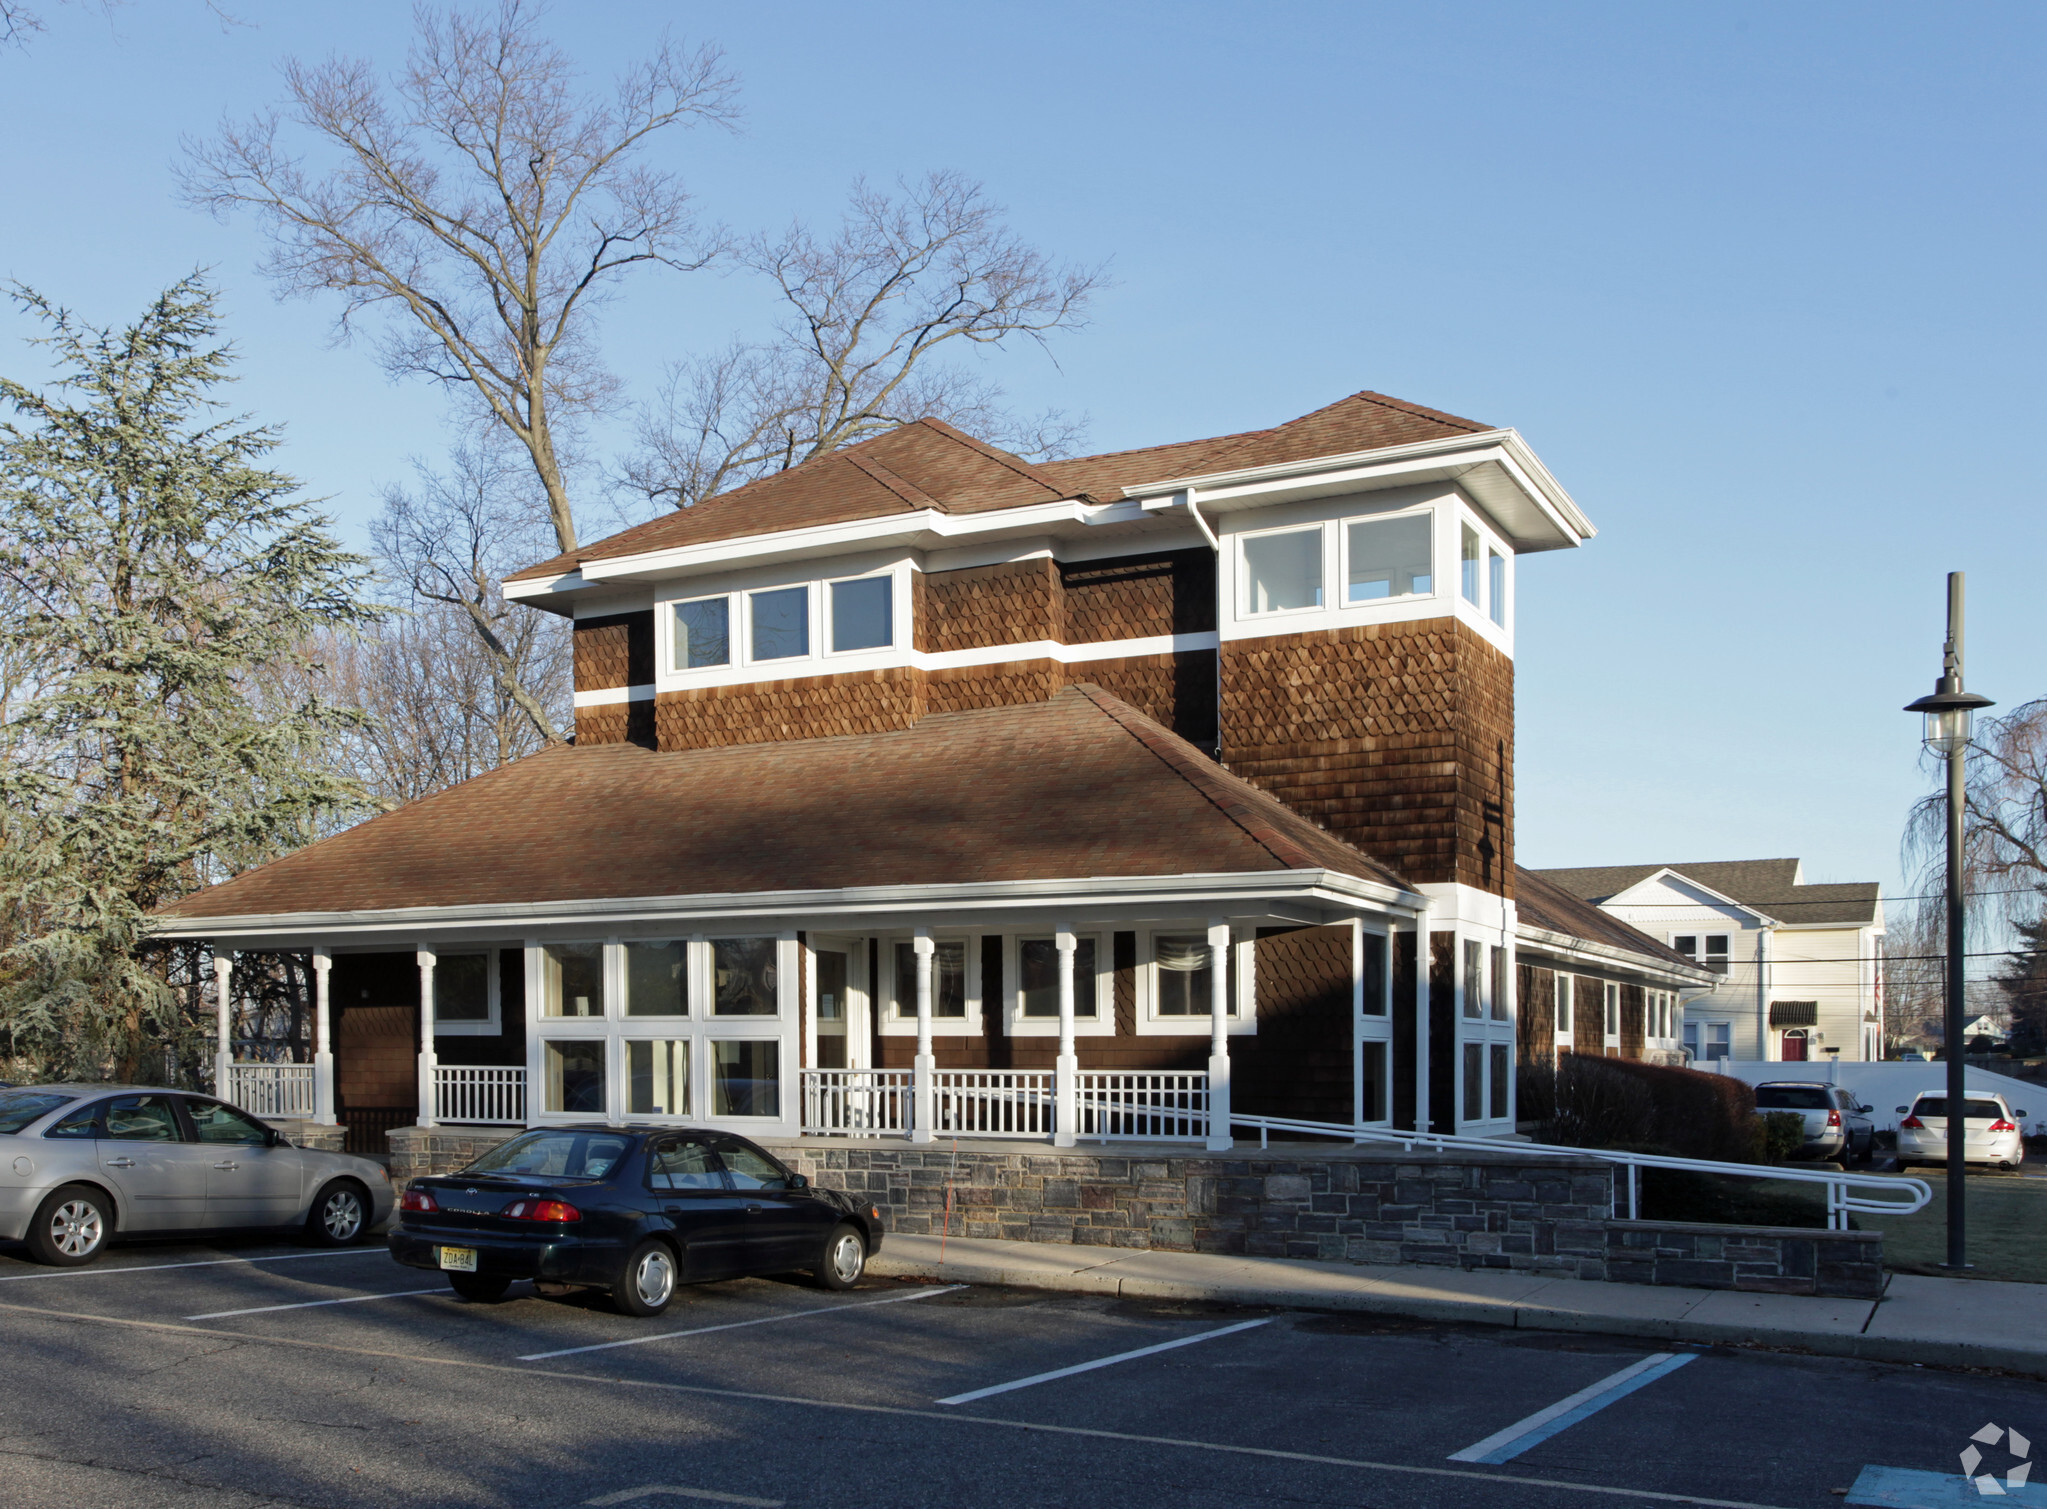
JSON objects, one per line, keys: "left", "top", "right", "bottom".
{"left": 878, "top": 934, "right": 984, "bottom": 1037}
{"left": 619, "top": 938, "right": 691, "bottom": 1022}
{"left": 1670, "top": 932, "right": 1732, "bottom": 973}
{"left": 1603, "top": 980, "right": 1622, "bottom": 1050}
{"left": 1355, "top": 921, "right": 1393, "bottom": 1126}
{"left": 1003, "top": 931, "right": 1116, "bottom": 1037}
{"left": 823, "top": 568, "right": 898, "bottom": 658}
{"left": 1237, "top": 520, "right": 1329, "bottom": 620}
{"left": 1337, "top": 503, "right": 1440, "bottom": 613}
{"left": 1452, "top": 502, "right": 1514, "bottom": 645}
{"left": 1554, "top": 973, "right": 1575, "bottom": 1044}
{"left": 668, "top": 591, "right": 735, "bottom": 674}
{"left": 743, "top": 582, "right": 816, "bottom": 668}
{"left": 1133, "top": 927, "right": 1257, "bottom": 1036}
{"left": 537, "top": 939, "right": 609, "bottom": 1021}
{"left": 430, "top": 946, "right": 501, "bottom": 1036}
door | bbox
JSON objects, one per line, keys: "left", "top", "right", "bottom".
{"left": 815, "top": 947, "right": 850, "bottom": 1070}
{"left": 187, "top": 1099, "right": 305, "bottom": 1226}
{"left": 95, "top": 1094, "right": 211, "bottom": 1231}
{"left": 1781, "top": 1031, "right": 1808, "bottom": 1062}
{"left": 715, "top": 1137, "right": 828, "bottom": 1271}
{"left": 647, "top": 1134, "right": 752, "bottom": 1280}
{"left": 807, "top": 934, "right": 870, "bottom": 1074}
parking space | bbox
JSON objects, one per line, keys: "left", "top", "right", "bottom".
{"left": 1, "top": 1231, "right": 2043, "bottom": 1508}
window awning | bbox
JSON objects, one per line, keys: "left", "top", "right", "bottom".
{"left": 1769, "top": 1000, "right": 1819, "bottom": 1027}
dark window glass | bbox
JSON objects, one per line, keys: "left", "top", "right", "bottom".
{"left": 1155, "top": 934, "right": 1214, "bottom": 1016}
{"left": 625, "top": 1039, "right": 690, "bottom": 1116}
{"left": 543, "top": 943, "right": 603, "bottom": 1018}
{"left": 713, "top": 1040, "right": 780, "bottom": 1118}
{"left": 1489, "top": 1044, "right": 1510, "bottom": 1119}
{"left": 543, "top": 1040, "right": 607, "bottom": 1114}
{"left": 467, "top": 1129, "right": 630, "bottom": 1178}
{"left": 104, "top": 1095, "right": 182, "bottom": 1142}
{"left": 1463, "top": 1042, "right": 1484, "bottom": 1121}
{"left": 892, "top": 941, "right": 967, "bottom": 1019}
{"left": 1020, "top": 937, "right": 1098, "bottom": 1018}
{"left": 1361, "top": 932, "right": 1387, "bottom": 1016}
{"left": 718, "top": 1142, "right": 790, "bottom": 1190}
{"left": 189, "top": 1100, "right": 271, "bottom": 1145}
{"left": 712, "top": 938, "right": 777, "bottom": 1016}
{"left": 0, "top": 1091, "right": 75, "bottom": 1135}
{"left": 750, "top": 587, "right": 809, "bottom": 660}
{"left": 1360, "top": 1041, "right": 1387, "bottom": 1121}
{"left": 674, "top": 597, "right": 730, "bottom": 669}
{"left": 1912, "top": 1098, "right": 2005, "bottom": 1121}
{"left": 1755, "top": 1086, "right": 1832, "bottom": 1110}
{"left": 1673, "top": 936, "right": 1697, "bottom": 957}
{"left": 649, "top": 1137, "right": 723, "bottom": 1191}
{"left": 831, "top": 575, "right": 892, "bottom": 652}
{"left": 625, "top": 941, "right": 688, "bottom": 1017}
{"left": 44, "top": 1104, "right": 99, "bottom": 1139}
{"left": 434, "top": 952, "right": 491, "bottom": 1022}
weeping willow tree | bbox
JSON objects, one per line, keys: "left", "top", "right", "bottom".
{"left": 0, "top": 276, "right": 378, "bottom": 1082}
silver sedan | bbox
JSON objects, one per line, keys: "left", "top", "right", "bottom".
{"left": 0, "top": 1084, "right": 394, "bottom": 1266}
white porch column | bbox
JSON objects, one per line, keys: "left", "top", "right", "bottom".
{"left": 1205, "top": 919, "right": 1233, "bottom": 1151}
{"left": 415, "top": 947, "right": 439, "bottom": 1128}
{"left": 1054, "top": 924, "right": 1078, "bottom": 1148}
{"left": 910, "top": 930, "right": 935, "bottom": 1145}
{"left": 213, "top": 951, "right": 233, "bottom": 1101}
{"left": 311, "top": 948, "right": 336, "bottom": 1126}
{"left": 1413, "top": 902, "right": 1433, "bottom": 1135}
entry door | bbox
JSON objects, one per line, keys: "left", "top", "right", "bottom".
{"left": 807, "top": 935, "right": 869, "bottom": 1072}
{"left": 96, "top": 1095, "right": 211, "bottom": 1231}
{"left": 1782, "top": 1032, "right": 1809, "bottom": 1062}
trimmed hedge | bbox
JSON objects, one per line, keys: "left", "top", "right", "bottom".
{"left": 1520, "top": 1054, "right": 1765, "bottom": 1163}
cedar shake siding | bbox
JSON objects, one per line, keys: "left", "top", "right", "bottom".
{"left": 921, "top": 659, "right": 1064, "bottom": 719}
{"left": 573, "top": 611, "right": 653, "bottom": 691}
{"left": 1220, "top": 619, "right": 1513, "bottom": 895}
{"left": 575, "top": 699, "right": 654, "bottom": 749}
{"left": 655, "top": 667, "right": 925, "bottom": 750}
{"left": 918, "top": 558, "right": 1062, "bottom": 651}
{"left": 1234, "top": 924, "right": 1355, "bottom": 1124}
{"left": 1061, "top": 548, "right": 1216, "bottom": 642}
{"left": 1517, "top": 962, "right": 1557, "bottom": 1068}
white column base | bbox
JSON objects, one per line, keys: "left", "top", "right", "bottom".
{"left": 1206, "top": 1053, "right": 1233, "bottom": 1152}
{"left": 911, "top": 1053, "right": 935, "bottom": 1144}
{"left": 416, "top": 1053, "right": 439, "bottom": 1128}
{"left": 313, "top": 1050, "right": 337, "bottom": 1125}
{"left": 1054, "top": 1052, "right": 1078, "bottom": 1149}
{"left": 215, "top": 1052, "right": 234, "bottom": 1103}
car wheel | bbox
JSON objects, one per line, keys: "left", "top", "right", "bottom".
{"left": 304, "top": 1179, "right": 371, "bottom": 1247}
{"left": 448, "top": 1272, "right": 512, "bottom": 1303}
{"left": 814, "top": 1223, "right": 866, "bottom": 1292}
{"left": 27, "top": 1184, "right": 112, "bottom": 1267}
{"left": 613, "top": 1239, "right": 678, "bottom": 1318}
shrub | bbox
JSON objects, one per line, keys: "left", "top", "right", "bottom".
{"left": 1528, "top": 1055, "right": 1765, "bottom": 1163}
{"left": 1760, "top": 1111, "right": 1807, "bottom": 1164}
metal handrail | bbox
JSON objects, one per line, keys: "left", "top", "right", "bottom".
{"left": 1227, "top": 1112, "right": 1933, "bottom": 1231}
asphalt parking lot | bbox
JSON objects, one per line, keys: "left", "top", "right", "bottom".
{"left": 0, "top": 1231, "right": 2040, "bottom": 1509}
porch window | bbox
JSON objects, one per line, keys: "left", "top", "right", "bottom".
{"left": 1463, "top": 939, "right": 1484, "bottom": 1018}
{"left": 1461, "top": 523, "right": 1482, "bottom": 605}
{"left": 1489, "top": 1043, "right": 1510, "bottom": 1119}
{"left": 673, "top": 596, "right": 730, "bottom": 670}
{"left": 1361, "top": 931, "right": 1387, "bottom": 1015}
{"left": 712, "top": 1039, "right": 779, "bottom": 1118}
{"left": 1556, "top": 975, "right": 1573, "bottom": 1035}
{"left": 1360, "top": 1040, "right": 1388, "bottom": 1122}
{"left": 1020, "top": 936, "right": 1099, "bottom": 1018}
{"left": 543, "top": 1040, "right": 606, "bottom": 1114}
{"left": 749, "top": 586, "right": 809, "bottom": 661}
{"left": 830, "top": 574, "right": 892, "bottom": 652}
{"left": 1463, "top": 1042, "right": 1483, "bottom": 1121}
{"left": 891, "top": 941, "right": 968, "bottom": 1019}
{"left": 625, "top": 1039, "right": 689, "bottom": 1116}
{"left": 1487, "top": 548, "right": 1506, "bottom": 627}
{"left": 1153, "top": 934, "right": 1231, "bottom": 1016}
{"left": 711, "top": 938, "right": 778, "bottom": 1016}
{"left": 625, "top": 941, "right": 688, "bottom": 1017}
{"left": 1242, "top": 527, "right": 1323, "bottom": 614}
{"left": 1346, "top": 513, "right": 1432, "bottom": 602}
{"left": 434, "top": 951, "right": 494, "bottom": 1027}
{"left": 542, "top": 944, "right": 604, "bottom": 1018}
{"left": 1489, "top": 945, "right": 1508, "bottom": 1021}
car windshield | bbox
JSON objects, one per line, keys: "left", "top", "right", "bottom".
{"left": 0, "top": 1091, "right": 76, "bottom": 1135}
{"left": 464, "top": 1130, "right": 632, "bottom": 1179}
{"left": 1912, "top": 1098, "right": 2005, "bottom": 1121}
{"left": 1755, "top": 1087, "right": 1832, "bottom": 1110}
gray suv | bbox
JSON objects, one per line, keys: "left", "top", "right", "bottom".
{"left": 1754, "top": 1082, "right": 1876, "bottom": 1163}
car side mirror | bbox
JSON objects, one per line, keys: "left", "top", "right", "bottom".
{"left": 2018, "top": 1110, "right": 2028, "bottom": 1119}
{"left": 267, "top": 1128, "right": 285, "bottom": 1147}
{"left": 787, "top": 1173, "right": 808, "bottom": 1190}
{"left": 1896, "top": 1106, "right": 1910, "bottom": 1114}
{"left": 1858, "top": 1105, "right": 1873, "bottom": 1115}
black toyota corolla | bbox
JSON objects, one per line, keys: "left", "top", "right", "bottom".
{"left": 388, "top": 1125, "right": 883, "bottom": 1316}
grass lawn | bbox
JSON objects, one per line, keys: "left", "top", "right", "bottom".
{"left": 1873, "top": 1171, "right": 2047, "bottom": 1284}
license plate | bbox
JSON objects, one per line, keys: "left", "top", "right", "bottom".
{"left": 438, "top": 1246, "right": 478, "bottom": 1272}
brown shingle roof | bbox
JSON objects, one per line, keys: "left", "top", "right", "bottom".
{"left": 159, "top": 687, "right": 1410, "bottom": 922}
{"left": 1531, "top": 859, "right": 1881, "bottom": 927}
{"left": 1514, "top": 867, "right": 1704, "bottom": 975}
{"left": 507, "top": 389, "right": 1497, "bottom": 583}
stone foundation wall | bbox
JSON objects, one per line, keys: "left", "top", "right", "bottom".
{"left": 1607, "top": 1220, "right": 1884, "bottom": 1300}
{"left": 387, "top": 1124, "right": 522, "bottom": 1184}
{"left": 263, "top": 1120, "right": 347, "bottom": 1153}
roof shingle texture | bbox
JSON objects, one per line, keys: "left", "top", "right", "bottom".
{"left": 1513, "top": 868, "right": 1703, "bottom": 973}
{"left": 1531, "top": 859, "right": 1881, "bottom": 927}
{"left": 508, "top": 390, "right": 1492, "bottom": 583}
{"left": 160, "top": 686, "right": 1408, "bottom": 921}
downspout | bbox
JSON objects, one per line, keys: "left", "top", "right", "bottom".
{"left": 1182, "top": 488, "right": 1225, "bottom": 760}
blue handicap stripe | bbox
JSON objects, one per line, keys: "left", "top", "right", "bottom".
{"left": 1848, "top": 1465, "right": 2047, "bottom": 1506}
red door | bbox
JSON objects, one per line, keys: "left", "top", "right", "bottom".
{"left": 1781, "top": 1031, "right": 1808, "bottom": 1062}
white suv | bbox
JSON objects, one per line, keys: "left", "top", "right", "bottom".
{"left": 1896, "top": 1091, "right": 2027, "bottom": 1171}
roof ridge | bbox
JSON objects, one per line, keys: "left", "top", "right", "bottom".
{"left": 915, "top": 417, "right": 1075, "bottom": 499}
{"left": 1054, "top": 425, "right": 1275, "bottom": 467}
{"left": 1342, "top": 389, "right": 1492, "bottom": 434}
{"left": 843, "top": 451, "right": 945, "bottom": 510}
{"left": 1064, "top": 683, "right": 1333, "bottom": 874}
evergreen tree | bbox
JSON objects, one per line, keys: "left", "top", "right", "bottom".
{"left": 0, "top": 276, "right": 378, "bottom": 1082}
{"left": 1998, "top": 901, "right": 2047, "bottom": 1058}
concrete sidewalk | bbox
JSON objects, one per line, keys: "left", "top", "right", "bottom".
{"left": 869, "top": 1232, "right": 2047, "bottom": 1377}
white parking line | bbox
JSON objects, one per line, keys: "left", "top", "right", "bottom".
{"left": 518, "top": 1285, "right": 965, "bottom": 1361}
{"left": 1447, "top": 1351, "right": 1698, "bottom": 1464}
{"left": 0, "top": 1249, "right": 382, "bottom": 1282}
{"left": 586, "top": 1487, "right": 783, "bottom": 1507}
{"left": 186, "top": 1287, "right": 446, "bottom": 1320}
{"left": 935, "top": 1317, "right": 1273, "bottom": 1405}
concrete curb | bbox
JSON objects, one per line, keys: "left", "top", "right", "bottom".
{"left": 867, "top": 1253, "right": 2047, "bottom": 1379}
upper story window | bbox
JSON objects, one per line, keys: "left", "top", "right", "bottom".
{"left": 1461, "top": 524, "right": 1482, "bottom": 605}
{"left": 1488, "top": 548, "right": 1506, "bottom": 627}
{"left": 1242, "top": 527, "right": 1323, "bottom": 614}
{"left": 673, "top": 597, "right": 729, "bottom": 670}
{"left": 749, "top": 587, "right": 809, "bottom": 661}
{"left": 1462, "top": 938, "right": 1484, "bottom": 1018}
{"left": 1346, "top": 513, "right": 1432, "bottom": 603}
{"left": 542, "top": 942, "right": 604, "bottom": 1018}
{"left": 624, "top": 941, "right": 688, "bottom": 1017}
{"left": 1673, "top": 934, "right": 1731, "bottom": 973}
{"left": 830, "top": 574, "right": 892, "bottom": 653}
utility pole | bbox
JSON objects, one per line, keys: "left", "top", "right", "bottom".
{"left": 1904, "top": 572, "right": 1993, "bottom": 1270}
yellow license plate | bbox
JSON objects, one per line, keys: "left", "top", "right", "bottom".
{"left": 438, "top": 1246, "right": 478, "bottom": 1272}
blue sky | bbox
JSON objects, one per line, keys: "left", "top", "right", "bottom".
{"left": 3, "top": 0, "right": 2041, "bottom": 904}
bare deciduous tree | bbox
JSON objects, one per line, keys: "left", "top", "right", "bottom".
{"left": 620, "top": 171, "right": 1101, "bottom": 516}
{"left": 1905, "top": 695, "right": 2047, "bottom": 929}
{"left": 182, "top": 0, "right": 738, "bottom": 555}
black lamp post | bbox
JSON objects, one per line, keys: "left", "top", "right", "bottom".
{"left": 1903, "top": 571, "right": 1993, "bottom": 1270}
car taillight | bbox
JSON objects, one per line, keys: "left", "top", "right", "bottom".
{"left": 1826, "top": 1110, "right": 1841, "bottom": 1128}
{"left": 503, "top": 1198, "right": 582, "bottom": 1222}
{"left": 400, "top": 1188, "right": 438, "bottom": 1213}
{"left": 1899, "top": 1116, "right": 1924, "bottom": 1130}
{"left": 1989, "top": 1119, "right": 2017, "bottom": 1133}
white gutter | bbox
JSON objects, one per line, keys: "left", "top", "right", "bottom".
{"left": 1514, "top": 922, "right": 1718, "bottom": 989}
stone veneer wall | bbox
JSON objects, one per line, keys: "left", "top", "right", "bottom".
{"left": 1605, "top": 1221, "right": 1882, "bottom": 1299}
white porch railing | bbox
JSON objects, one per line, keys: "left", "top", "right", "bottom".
{"left": 433, "top": 1066, "right": 527, "bottom": 1125}
{"left": 1077, "top": 1071, "right": 1210, "bottom": 1143}
{"left": 1227, "top": 1111, "right": 1935, "bottom": 1232}
{"left": 801, "top": 1069, "right": 914, "bottom": 1136}
{"left": 226, "top": 1062, "right": 317, "bottom": 1119}
{"left": 933, "top": 1070, "right": 1055, "bottom": 1138}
